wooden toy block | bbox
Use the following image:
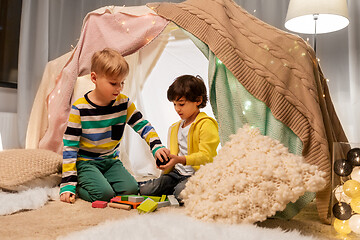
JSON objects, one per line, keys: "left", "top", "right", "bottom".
{"left": 157, "top": 201, "right": 171, "bottom": 208}
{"left": 142, "top": 195, "right": 161, "bottom": 202}
{"left": 128, "top": 196, "right": 144, "bottom": 203}
{"left": 120, "top": 196, "right": 129, "bottom": 201}
{"left": 69, "top": 195, "right": 76, "bottom": 204}
{"left": 116, "top": 195, "right": 139, "bottom": 201}
{"left": 160, "top": 195, "right": 166, "bottom": 202}
{"left": 137, "top": 198, "right": 158, "bottom": 213}
{"left": 92, "top": 200, "right": 108, "bottom": 208}
{"left": 110, "top": 197, "right": 122, "bottom": 203}
{"left": 167, "top": 195, "right": 179, "bottom": 207}
{"left": 111, "top": 199, "right": 141, "bottom": 209}
{"left": 108, "top": 202, "right": 131, "bottom": 210}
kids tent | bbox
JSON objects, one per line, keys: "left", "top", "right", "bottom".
{"left": 26, "top": 0, "right": 347, "bottom": 223}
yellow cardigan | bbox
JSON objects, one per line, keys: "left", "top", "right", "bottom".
{"left": 164, "top": 112, "right": 220, "bottom": 174}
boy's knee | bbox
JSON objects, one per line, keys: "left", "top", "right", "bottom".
{"left": 139, "top": 182, "right": 152, "bottom": 196}
{"left": 113, "top": 181, "right": 139, "bottom": 195}
{"left": 77, "top": 185, "right": 115, "bottom": 202}
{"left": 122, "top": 182, "right": 139, "bottom": 195}
{"left": 125, "top": 185, "right": 139, "bottom": 195}
{"left": 93, "top": 188, "right": 115, "bottom": 202}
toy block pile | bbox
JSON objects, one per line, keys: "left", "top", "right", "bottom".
{"left": 91, "top": 194, "right": 179, "bottom": 213}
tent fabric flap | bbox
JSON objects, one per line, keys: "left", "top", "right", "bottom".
{"left": 37, "top": 6, "right": 169, "bottom": 154}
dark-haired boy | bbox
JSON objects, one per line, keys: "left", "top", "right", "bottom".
{"left": 139, "top": 75, "right": 220, "bottom": 201}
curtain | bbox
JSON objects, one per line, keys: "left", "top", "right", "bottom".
{"left": 347, "top": 0, "right": 360, "bottom": 143}
{"left": 18, "top": 0, "right": 360, "bottom": 150}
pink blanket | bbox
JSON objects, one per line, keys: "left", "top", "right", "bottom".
{"left": 39, "top": 8, "right": 169, "bottom": 153}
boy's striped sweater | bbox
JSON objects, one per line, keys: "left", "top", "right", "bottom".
{"left": 60, "top": 92, "right": 163, "bottom": 195}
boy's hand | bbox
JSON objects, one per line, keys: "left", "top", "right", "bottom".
{"left": 158, "top": 154, "right": 186, "bottom": 171}
{"left": 155, "top": 147, "right": 170, "bottom": 164}
{"left": 60, "top": 192, "right": 75, "bottom": 204}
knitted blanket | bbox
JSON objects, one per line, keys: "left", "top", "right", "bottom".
{"left": 148, "top": 0, "right": 347, "bottom": 222}
{"left": 0, "top": 149, "right": 62, "bottom": 191}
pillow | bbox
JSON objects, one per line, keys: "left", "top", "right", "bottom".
{"left": 0, "top": 149, "right": 62, "bottom": 192}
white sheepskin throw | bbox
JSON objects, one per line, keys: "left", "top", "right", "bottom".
{"left": 58, "top": 212, "right": 317, "bottom": 240}
{"left": 181, "top": 125, "right": 327, "bottom": 224}
{"left": 0, "top": 187, "right": 59, "bottom": 215}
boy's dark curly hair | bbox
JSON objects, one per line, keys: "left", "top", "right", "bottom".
{"left": 167, "top": 75, "right": 208, "bottom": 109}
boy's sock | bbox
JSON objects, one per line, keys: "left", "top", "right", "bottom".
{"left": 137, "top": 180, "right": 150, "bottom": 187}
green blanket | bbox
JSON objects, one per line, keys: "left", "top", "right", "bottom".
{"left": 183, "top": 28, "right": 315, "bottom": 219}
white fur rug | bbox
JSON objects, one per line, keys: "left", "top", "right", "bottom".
{"left": 57, "top": 212, "right": 318, "bottom": 240}
{"left": 0, "top": 187, "right": 59, "bottom": 215}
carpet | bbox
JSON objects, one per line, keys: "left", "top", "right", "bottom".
{"left": 0, "top": 187, "right": 337, "bottom": 240}
{"left": 57, "top": 211, "right": 318, "bottom": 240}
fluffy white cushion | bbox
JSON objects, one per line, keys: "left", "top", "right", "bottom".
{"left": 0, "top": 149, "right": 62, "bottom": 191}
{"left": 181, "top": 125, "right": 327, "bottom": 224}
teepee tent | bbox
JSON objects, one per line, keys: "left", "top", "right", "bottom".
{"left": 26, "top": 6, "right": 215, "bottom": 179}
{"left": 26, "top": 0, "right": 347, "bottom": 223}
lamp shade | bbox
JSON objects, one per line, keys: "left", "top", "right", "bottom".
{"left": 285, "top": 0, "right": 349, "bottom": 34}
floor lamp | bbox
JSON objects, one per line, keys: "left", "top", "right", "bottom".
{"left": 284, "top": 0, "right": 349, "bottom": 53}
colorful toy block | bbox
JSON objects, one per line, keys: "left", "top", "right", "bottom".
{"left": 160, "top": 195, "right": 167, "bottom": 202}
{"left": 108, "top": 202, "right": 131, "bottom": 210}
{"left": 167, "top": 195, "right": 179, "bottom": 207}
{"left": 157, "top": 201, "right": 171, "bottom": 208}
{"left": 142, "top": 195, "right": 161, "bottom": 202}
{"left": 111, "top": 199, "right": 141, "bottom": 209}
{"left": 120, "top": 196, "right": 129, "bottom": 201}
{"left": 128, "top": 196, "right": 145, "bottom": 203}
{"left": 116, "top": 195, "right": 139, "bottom": 201}
{"left": 110, "top": 197, "right": 122, "bottom": 203}
{"left": 137, "top": 198, "right": 158, "bottom": 213}
{"left": 115, "top": 195, "right": 140, "bottom": 202}
{"left": 92, "top": 200, "right": 107, "bottom": 208}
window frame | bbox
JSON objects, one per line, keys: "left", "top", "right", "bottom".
{"left": 0, "top": 0, "right": 22, "bottom": 89}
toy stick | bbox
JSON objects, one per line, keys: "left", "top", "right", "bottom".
{"left": 160, "top": 195, "right": 167, "bottom": 202}
{"left": 109, "top": 202, "right": 131, "bottom": 210}
{"left": 69, "top": 195, "right": 75, "bottom": 204}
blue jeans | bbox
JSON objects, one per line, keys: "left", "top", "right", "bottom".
{"left": 139, "top": 169, "right": 190, "bottom": 200}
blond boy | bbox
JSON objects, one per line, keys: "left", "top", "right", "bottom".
{"left": 60, "top": 48, "right": 168, "bottom": 203}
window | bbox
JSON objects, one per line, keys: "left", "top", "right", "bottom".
{"left": 0, "top": 0, "right": 22, "bottom": 89}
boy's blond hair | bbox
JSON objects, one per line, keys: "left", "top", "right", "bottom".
{"left": 91, "top": 48, "right": 129, "bottom": 79}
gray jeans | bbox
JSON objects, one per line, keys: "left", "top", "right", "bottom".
{"left": 139, "top": 169, "right": 190, "bottom": 200}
